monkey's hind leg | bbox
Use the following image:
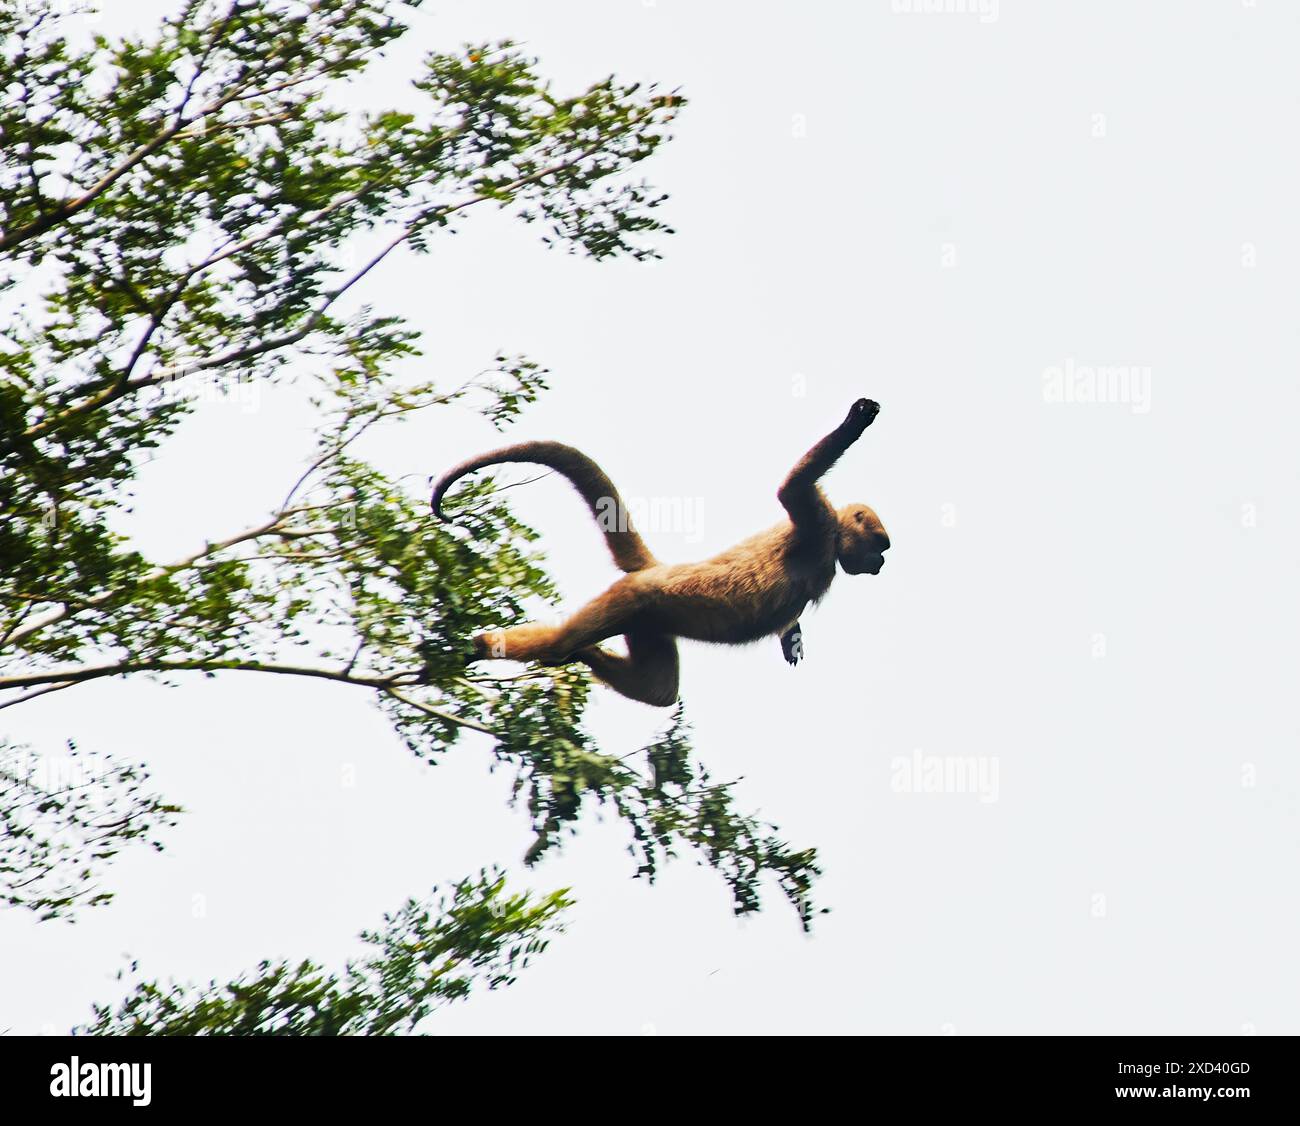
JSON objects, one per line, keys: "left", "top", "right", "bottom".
{"left": 473, "top": 579, "right": 640, "bottom": 665}
{"left": 575, "top": 631, "right": 679, "bottom": 707}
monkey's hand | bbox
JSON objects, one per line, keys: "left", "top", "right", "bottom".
{"left": 780, "top": 622, "right": 804, "bottom": 666}
{"left": 843, "top": 398, "right": 880, "bottom": 436}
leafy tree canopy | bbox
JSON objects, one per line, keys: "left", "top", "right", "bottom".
{"left": 78, "top": 870, "right": 570, "bottom": 1035}
{"left": 0, "top": 0, "right": 822, "bottom": 1029}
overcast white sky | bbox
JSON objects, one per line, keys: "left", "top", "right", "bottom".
{"left": 4, "top": 0, "right": 1299, "bottom": 1035}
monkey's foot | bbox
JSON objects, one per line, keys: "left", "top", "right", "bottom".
{"left": 473, "top": 624, "right": 583, "bottom": 665}
{"left": 472, "top": 631, "right": 505, "bottom": 660}
{"left": 780, "top": 622, "right": 804, "bottom": 666}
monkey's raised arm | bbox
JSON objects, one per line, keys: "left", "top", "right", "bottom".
{"left": 777, "top": 398, "right": 879, "bottom": 527}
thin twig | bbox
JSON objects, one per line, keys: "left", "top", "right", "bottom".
{"left": 0, "top": 680, "right": 78, "bottom": 712}
{"left": 384, "top": 687, "right": 494, "bottom": 736}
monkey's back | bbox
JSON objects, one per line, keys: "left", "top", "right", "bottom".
{"left": 634, "top": 522, "right": 836, "bottom": 644}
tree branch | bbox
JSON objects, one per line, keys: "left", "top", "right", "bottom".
{"left": 22, "top": 114, "right": 656, "bottom": 439}
{"left": 0, "top": 658, "right": 410, "bottom": 692}
{"left": 1, "top": 511, "right": 292, "bottom": 650}
{"left": 0, "top": 680, "right": 77, "bottom": 712}
{"left": 0, "top": 660, "right": 497, "bottom": 739}
{"left": 0, "top": 39, "right": 374, "bottom": 257}
{"left": 384, "top": 687, "right": 494, "bottom": 736}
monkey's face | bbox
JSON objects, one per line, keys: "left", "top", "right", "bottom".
{"left": 836, "top": 504, "right": 890, "bottom": 575}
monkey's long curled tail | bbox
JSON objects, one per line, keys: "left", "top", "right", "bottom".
{"left": 431, "top": 441, "right": 657, "bottom": 573}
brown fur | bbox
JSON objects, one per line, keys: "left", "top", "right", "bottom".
{"left": 431, "top": 399, "right": 888, "bottom": 706}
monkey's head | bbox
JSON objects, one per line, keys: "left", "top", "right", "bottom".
{"left": 836, "top": 504, "right": 890, "bottom": 575}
